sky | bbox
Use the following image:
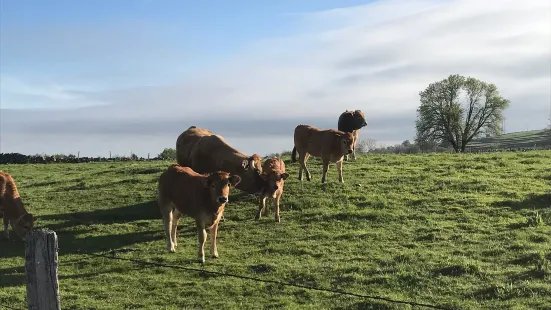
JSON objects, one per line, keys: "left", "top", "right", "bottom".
{"left": 1, "top": 0, "right": 550, "bottom": 157}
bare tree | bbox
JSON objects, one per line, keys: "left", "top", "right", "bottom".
{"left": 415, "top": 74, "right": 510, "bottom": 153}
{"left": 356, "top": 138, "right": 377, "bottom": 154}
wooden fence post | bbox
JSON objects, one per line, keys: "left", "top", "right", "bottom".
{"left": 25, "top": 228, "right": 61, "bottom": 310}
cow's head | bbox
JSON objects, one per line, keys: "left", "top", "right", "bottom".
{"left": 202, "top": 171, "right": 241, "bottom": 206}
{"left": 238, "top": 154, "right": 265, "bottom": 194}
{"left": 12, "top": 212, "right": 35, "bottom": 239}
{"left": 260, "top": 171, "right": 289, "bottom": 198}
{"left": 352, "top": 110, "right": 368, "bottom": 129}
{"left": 338, "top": 132, "right": 355, "bottom": 155}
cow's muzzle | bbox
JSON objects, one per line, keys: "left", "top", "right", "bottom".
{"left": 217, "top": 196, "right": 228, "bottom": 204}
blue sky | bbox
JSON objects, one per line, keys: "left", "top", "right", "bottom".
{"left": 1, "top": 0, "right": 550, "bottom": 157}
{"left": 1, "top": 0, "right": 375, "bottom": 102}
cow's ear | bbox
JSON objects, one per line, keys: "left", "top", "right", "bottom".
{"left": 228, "top": 175, "right": 241, "bottom": 187}
{"left": 242, "top": 159, "right": 250, "bottom": 170}
{"left": 280, "top": 173, "right": 289, "bottom": 180}
{"left": 248, "top": 156, "right": 258, "bottom": 169}
{"left": 201, "top": 178, "right": 211, "bottom": 188}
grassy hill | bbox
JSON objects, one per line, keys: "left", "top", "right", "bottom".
{"left": 467, "top": 129, "right": 550, "bottom": 150}
{"left": 1, "top": 151, "right": 551, "bottom": 309}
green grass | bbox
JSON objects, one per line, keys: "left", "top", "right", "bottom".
{"left": 468, "top": 129, "right": 550, "bottom": 150}
{"left": 1, "top": 151, "right": 551, "bottom": 309}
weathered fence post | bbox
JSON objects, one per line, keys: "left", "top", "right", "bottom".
{"left": 25, "top": 228, "right": 61, "bottom": 310}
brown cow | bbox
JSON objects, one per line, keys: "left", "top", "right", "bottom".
{"left": 337, "top": 110, "right": 368, "bottom": 161}
{"left": 0, "top": 171, "right": 35, "bottom": 239}
{"left": 175, "top": 126, "right": 214, "bottom": 167}
{"left": 255, "top": 157, "right": 289, "bottom": 222}
{"left": 157, "top": 164, "right": 241, "bottom": 263}
{"left": 181, "top": 126, "right": 264, "bottom": 195}
{"left": 291, "top": 125, "right": 354, "bottom": 191}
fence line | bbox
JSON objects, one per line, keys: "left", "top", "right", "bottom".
{"left": 80, "top": 250, "right": 454, "bottom": 310}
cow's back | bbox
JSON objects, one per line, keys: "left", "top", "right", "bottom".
{"left": 189, "top": 134, "right": 239, "bottom": 174}
{"left": 158, "top": 165, "right": 204, "bottom": 217}
{"left": 176, "top": 126, "right": 214, "bottom": 166}
{"left": 338, "top": 111, "right": 356, "bottom": 133}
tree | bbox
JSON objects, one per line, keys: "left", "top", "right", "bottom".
{"left": 415, "top": 74, "right": 510, "bottom": 153}
{"left": 356, "top": 138, "right": 377, "bottom": 154}
{"left": 158, "top": 148, "right": 176, "bottom": 160}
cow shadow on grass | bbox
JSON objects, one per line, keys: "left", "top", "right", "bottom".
{"left": 491, "top": 193, "right": 551, "bottom": 211}
{"left": 1, "top": 200, "right": 169, "bottom": 259}
{"left": 39, "top": 200, "right": 161, "bottom": 232}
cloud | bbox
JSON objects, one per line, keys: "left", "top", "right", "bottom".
{"left": 1, "top": 0, "right": 550, "bottom": 156}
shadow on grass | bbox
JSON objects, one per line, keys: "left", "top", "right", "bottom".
{"left": 492, "top": 193, "right": 551, "bottom": 211}
{"left": 0, "top": 266, "right": 26, "bottom": 288}
{"left": 39, "top": 200, "right": 160, "bottom": 231}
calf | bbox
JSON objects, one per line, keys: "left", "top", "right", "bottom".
{"left": 0, "top": 171, "right": 35, "bottom": 239}
{"left": 255, "top": 157, "right": 289, "bottom": 222}
{"left": 157, "top": 164, "right": 241, "bottom": 263}
{"left": 337, "top": 110, "right": 368, "bottom": 160}
{"left": 291, "top": 125, "right": 354, "bottom": 191}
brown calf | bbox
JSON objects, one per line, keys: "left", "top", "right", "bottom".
{"left": 291, "top": 125, "right": 354, "bottom": 191}
{"left": 157, "top": 164, "right": 241, "bottom": 263}
{"left": 337, "top": 110, "right": 368, "bottom": 160}
{"left": 0, "top": 171, "right": 35, "bottom": 239}
{"left": 185, "top": 127, "right": 264, "bottom": 195}
{"left": 255, "top": 157, "right": 289, "bottom": 222}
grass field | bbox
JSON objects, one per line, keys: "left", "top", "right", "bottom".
{"left": 468, "top": 130, "right": 550, "bottom": 150}
{"left": 1, "top": 151, "right": 551, "bottom": 309}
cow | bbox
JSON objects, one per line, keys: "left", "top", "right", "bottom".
{"left": 337, "top": 110, "right": 368, "bottom": 161}
{"left": 0, "top": 171, "right": 35, "bottom": 239}
{"left": 175, "top": 126, "right": 214, "bottom": 167}
{"left": 255, "top": 157, "right": 289, "bottom": 222}
{"left": 157, "top": 164, "right": 241, "bottom": 263}
{"left": 177, "top": 126, "right": 265, "bottom": 195}
{"left": 291, "top": 125, "right": 355, "bottom": 191}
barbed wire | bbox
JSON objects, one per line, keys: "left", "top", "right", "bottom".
{"left": 80, "top": 250, "right": 454, "bottom": 310}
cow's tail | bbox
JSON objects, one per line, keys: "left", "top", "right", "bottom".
{"left": 291, "top": 147, "right": 297, "bottom": 162}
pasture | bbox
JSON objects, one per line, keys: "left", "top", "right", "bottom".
{"left": 467, "top": 129, "right": 550, "bottom": 151}
{"left": 1, "top": 151, "right": 551, "bottom": 309}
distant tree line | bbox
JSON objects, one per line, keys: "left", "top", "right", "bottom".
{"left": 0, "top": 148, "right": 178, "bottom": 164}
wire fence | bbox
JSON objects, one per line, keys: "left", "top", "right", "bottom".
{"left": 76, "top": 250, "right": 454, "bottom": 310}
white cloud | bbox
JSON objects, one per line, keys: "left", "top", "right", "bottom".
{"left": 1, "top": 0, "right": 550, "bottom": 156}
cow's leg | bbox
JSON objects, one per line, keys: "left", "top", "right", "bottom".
{"left": 321, "top": 159, "right": 330, "bottom": 191}
{"left": 274, "top": 193, "right": 281, "bottom": 223}
{"left": 3, "top": 217, "right": 9, "bottom": 239}
{"left": 303, "top": 153, "right": 312, "bottom": 181}
{"left": 209, "top": 222, "right": 219, "bottom": 258}
{"left": 255, "top": 196, "right": 267, "bottom": 220}
{"left": 171, "top": 209, "right": 182, "bottom": 248}
{"left": 337, "top": 159, "right": 344, "bottom": 183}
{"left": 159, "top": 202, "right": 175, "bottom": 253}
{"left": 196, "top": 222, "right": 207, "bottom": 263}
{"left": 352, "top": 130, "right": 359, "bottom": 160}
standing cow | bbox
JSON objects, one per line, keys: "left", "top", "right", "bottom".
{"left": 337, "top": 110, "right": 368, "bottom": 160}
{"left": 0, "top": 171, "right": 35, "bottom": 239}
{"left": 175, "top": 126, "right": 265, "bottom": 195}
{"left": 291, "top": 125, "right": 354, "bottom": 191}
{"left": 157, "top": 164, "right": 241, "bottom": 263}
{"left": 255, "top": 157, "right": 289, "bottom": 222}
